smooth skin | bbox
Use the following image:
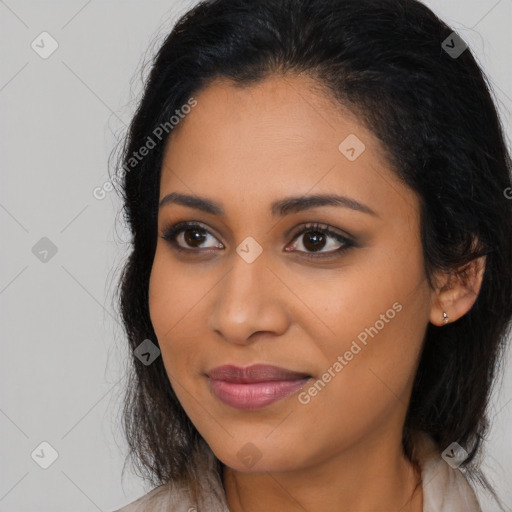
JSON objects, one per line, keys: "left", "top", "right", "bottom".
{"left": 148, "top": 74, "right": 485, "bottom": 512}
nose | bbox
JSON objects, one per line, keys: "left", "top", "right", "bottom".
{"left": 208, "top": 251, "right": 290, "bottom": 345}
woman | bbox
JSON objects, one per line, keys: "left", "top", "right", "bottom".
{"left": 112, "top": 0, "right": 512, "bottom": 510}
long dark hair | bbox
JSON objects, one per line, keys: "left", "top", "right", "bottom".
{"left": 110, "top": 0, "right": 512, "bottom": 507}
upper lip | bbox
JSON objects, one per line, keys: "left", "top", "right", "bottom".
{"left": 207, "top": 364, "right": 311, "bottom": 383}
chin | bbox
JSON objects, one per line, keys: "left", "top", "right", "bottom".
{"left": 208, "top": 437, "right": 307, "bottom": 474}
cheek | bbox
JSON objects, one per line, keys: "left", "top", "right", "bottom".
{"left": 296, "top": 240, "right": 429, "bottom": 429}
{"left": 149, "top": 245, "right": 208, "bottom": 329}
{"left": 148, "top": 251, "right": 201, "bottom": 371}
{"left": 296, "top": 232, "right": 428, "bottom": 353}
{"left": 295, "top": 311, "right": 424, "bottom": 463}
{"left": 289, "top": 306, "right": 427, "bottom": 460}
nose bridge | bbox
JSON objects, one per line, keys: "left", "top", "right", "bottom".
{"left": 209, "top": 247, "right": 288, "bottom": 343}
{"left": 219, "top": 248, "right": 270, "bottom": 319}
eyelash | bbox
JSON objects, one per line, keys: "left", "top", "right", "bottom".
{"left": 160, "top": 221, "right": 355, "bottom": 260}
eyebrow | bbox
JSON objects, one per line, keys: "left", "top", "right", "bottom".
{"left": 158, "top": 192, "right": 378, "bottom": 217}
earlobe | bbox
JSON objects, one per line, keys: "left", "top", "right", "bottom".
{"left": 429, "top": 255, "right": 486, "bottom": 326}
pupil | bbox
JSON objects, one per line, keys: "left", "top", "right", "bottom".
{"left": 304, "top": 231, "right": 325, "bottom": 251}
{"left": 185, "top": 229, "right": 206, "bottom": 247}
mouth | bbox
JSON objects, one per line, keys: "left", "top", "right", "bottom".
{"left": 206, "top": 364, "right": 312, "bottom": 410}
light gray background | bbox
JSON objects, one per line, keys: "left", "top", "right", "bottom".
{"left": 1, "top": 0, "right": 511, "bottom": 510}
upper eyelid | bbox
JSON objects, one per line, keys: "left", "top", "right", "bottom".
{"left": 291, "top": 223, "right": 354, "bottom": 242}
{"left": 168, "top": 221, "right": 223, "bottom": 240}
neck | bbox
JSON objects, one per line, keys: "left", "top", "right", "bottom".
{"left": 222, "top": 431, "right": 423, "bottom": 512}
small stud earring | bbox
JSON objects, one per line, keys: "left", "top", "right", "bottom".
{"left": 442, "top": 311, "right": 449, "bottom": 324}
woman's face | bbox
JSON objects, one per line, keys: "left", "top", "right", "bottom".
{"left": 148, "top": 75, "right": 435, "bottom": 472}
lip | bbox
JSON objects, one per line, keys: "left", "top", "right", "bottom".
{"left": 207, "top": 364, "right": 312, "bottom": 409}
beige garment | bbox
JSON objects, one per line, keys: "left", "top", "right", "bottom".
{"left": 114, "top": 431, "right": 482, "bottom": 512}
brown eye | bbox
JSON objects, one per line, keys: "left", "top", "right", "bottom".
{"left": 182, "top": 227, "right": 208, "bottom": 247}
{"left": 287, "top": 223, "right": 355, "bottom": 258}
{"left": 160, "top": 221, "right": 355, "bottom": 260}
{"left": 161, "top": 222, "right": 223, "bottom": 250}
{"left": 301, "top": 230, "right": 328, "bottom": 251}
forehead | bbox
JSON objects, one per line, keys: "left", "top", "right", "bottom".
{"left": 164, "top": 74, "right": 371, "bottom": 167}
{"left": 159, "top": 75, "right": 416, "bottom": 221}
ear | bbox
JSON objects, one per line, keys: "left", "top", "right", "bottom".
{"left": 429, "top": 255, "right": 486, "bottom": 326}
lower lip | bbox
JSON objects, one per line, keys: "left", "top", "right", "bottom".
{"left": 208, "top": 377, "right": 311, "bottom": 410}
